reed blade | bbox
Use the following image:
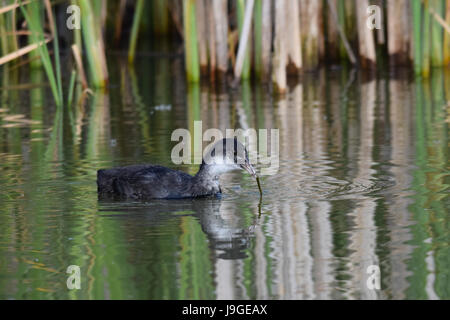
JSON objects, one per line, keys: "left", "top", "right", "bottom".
{"left": 128, "top": 0, "right": 145, "bottom": 64}
{"left": 183, "top": 0, "right": 200, "bottom": 82}
{"left": 20, "top": 3, "right": 62, "bottom": 106}
{"left": 412, "top": 0, "right": 423, "bottom": 74}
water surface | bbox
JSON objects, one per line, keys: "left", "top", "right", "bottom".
{"left": 0, "top": 56, "right": 448, "bottom": 299}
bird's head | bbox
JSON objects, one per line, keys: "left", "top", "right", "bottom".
{"left": 202, "top": 137, "right": 256, "bottom": 177}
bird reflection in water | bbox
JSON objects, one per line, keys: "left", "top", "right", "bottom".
{"left": 98, "top": 197, "right": 262, "bottom": 260}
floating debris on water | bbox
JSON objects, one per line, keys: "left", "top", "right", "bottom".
{"left": 154, "top": 104, "right": 172, "bottom": 111}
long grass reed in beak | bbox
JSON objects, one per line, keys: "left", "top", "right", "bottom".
{"left": 256, "top": 176, "right": 262, "bottom": 198}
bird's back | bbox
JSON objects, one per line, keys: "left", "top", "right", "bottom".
{"left": 97, "top": 164, "right": 194, "bottom": 199}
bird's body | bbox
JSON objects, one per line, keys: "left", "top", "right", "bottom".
{"left": 97, "top": 163, "right": 221, "bottom": 199}
{"left": 97, "top": 138, "right": 256, "bottom": 200}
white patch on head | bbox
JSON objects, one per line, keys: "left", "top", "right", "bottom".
{"left": 211, "top": 156, "right": 234, "bottom": 165}
{"left": 203, "top": 144, "right": 245, "bottom": 176}
{"left": 209, "top": 163, "right": 240, "bottom": 175}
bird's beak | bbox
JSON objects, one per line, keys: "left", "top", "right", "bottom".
{"left": 240, "top": 161, "right": 257, "bottom": 177}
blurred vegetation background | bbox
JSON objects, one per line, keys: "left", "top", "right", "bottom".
{"left": 2, "top": 0, "right": 450, "bottom": 100}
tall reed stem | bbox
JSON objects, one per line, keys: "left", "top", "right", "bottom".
{"left": 253, "top": 0, "right": 271, "bottom": 81}
{"left": 0, "top": 13, "right": 8, "bottom": 56}
{"left": 28, "top": 0, "right": 43, "bottom": 68}
{"left": 286, "top": 0, "right": 302, "bottom": 73}
{"left": 337, "top": 0, "right": 347, "bottom": 60}
{"left": 412, "top": 0, "right": 423, "bottom": 74}
{"left": 387, "top": 0, "right": 410, "bottom": 66}
{"left": 20, "top": 4, "right": 62, "bottom": 107}
{"left": 431, "top": 0, "right": 444, "bottom": 66}
{"left": 183, "top": 0, "right": 200, "bottom": 82}
{"left": 205, "top": 0, "right": 216, "bottom": 81}
{"left": 128, "top": 0, "right": 144, "bottom": 64}
{"left": 444, "top": 0, "right": 450, "bottom": 65}
{"left": 272, "top": 0, "right": 287, "bottom": 92}
{"left": 237, "top": 0, "right": 251, "bottom": 79}
{"left": 355, "top": 0, "right": 377, "bottom": 68}
{"left": 254, "top": 0, "right": 262, "bottom": 78}
{"left": 79, "top": 0, "right": 108, "bottom": 87}
{"left": 195, "top": 0, "right": 208, "bottom": 73}
{"left": 423, "top": 0, "right": 431, "bottom": 76}
{"left": 212, "top": 0, "right": 229, "bottom": 76}
{"left": 301, "top": 0, "right": 323, "bottom": 70}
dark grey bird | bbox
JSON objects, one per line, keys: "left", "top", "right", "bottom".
{"left": 97, "top": 138, "right": 256, "bottom": 200}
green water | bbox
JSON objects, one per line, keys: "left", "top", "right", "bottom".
{"left": 0, "top": 55, "right": 448, "bottom": 299}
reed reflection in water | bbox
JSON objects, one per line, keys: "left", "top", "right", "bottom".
{"left": 0, "top": 57, "right": 448, "bottom": 299}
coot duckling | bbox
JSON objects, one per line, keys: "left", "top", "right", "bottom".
{"left": 97, "top": 138, "right": 256, "bottom": 200}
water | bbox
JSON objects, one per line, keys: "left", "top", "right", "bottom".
{"left": 0, "top": 54, "right": 448, "bottom": 299}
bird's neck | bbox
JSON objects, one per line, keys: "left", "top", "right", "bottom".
{"left": 193, "top": 162, "right": 221, "bottom": 196}
{"left": 195, "top": 162, "right": 220, "bottom": 182}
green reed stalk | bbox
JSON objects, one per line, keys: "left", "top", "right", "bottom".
{"left": 412, "top": 0, "right": 423, "bottom": 74}
{"left": 253, "top": 0, "right": 263, "bottom": 79}
{"left": 237, "top": 0, "right": 251, "bottom": 79}
{"left": 337, "top": 0, "right": 347, "bottom": 60}
{"left": 52, "top": 12, "right": 63, "bottom": 105}
{"left": 5, "top": 1, "right": 18, "bottom": 53}
{"left": 423, "top": 0, "right": 431, "bottom": 77}
{"left": 79, "top": 0, "right": 108, "bottom": 87}
{"left": 344, "top": 0, "right": 356, "bottom": 44}
{"left": 444, "top": 0, "right": 450, "bottom": 65}
{"left": 431, "top": 0, "right": 444, "bottom": 66}
{"left": 0, "top": 1, "right": 18, "bottom": 56}
{"left": 253, "top": 0, "right": 271, "bottom": 81}
{"left": 67, "top": 69, "right": 77, "bottom": 108}
{"left": 183, "top": 0, "right": 200, "bottom": 82}
{"left": 20, "top": 4, "right": 62, "bottom": 107}
{"left": 91, "top": 0, "right": 102, "bottom": 21}
{"left": 0, "top": 13, "right": 8, "bottom": 56}
{"left": 128, "top": 0, "right": 144, "bottom": 64}
{"left": 28, "top": 0, "right": 43, "bottom": 68}
{"left": 71, "top": 0, "right": 82, "bottom": 53}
